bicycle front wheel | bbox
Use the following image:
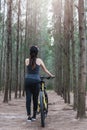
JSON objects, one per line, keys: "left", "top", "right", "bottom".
{"left": 40, "top": 92, "right": 45, "bottom": 127}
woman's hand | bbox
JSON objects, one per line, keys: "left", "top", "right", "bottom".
{"left": 50, "top": 74, "right": 55, "bottom": 78}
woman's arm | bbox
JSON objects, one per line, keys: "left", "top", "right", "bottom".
{"left": 40, "top": 59, "right": 55, "bottom": 77}
{"left": 25, "top": 58, "right": 29, "bottom": 66}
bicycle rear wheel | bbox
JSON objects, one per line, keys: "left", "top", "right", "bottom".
{"left": 40, "top": 92, "right": 45, "bottom": 127}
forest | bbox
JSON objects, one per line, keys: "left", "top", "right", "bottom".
{"left": 0, "top": 0, "right": 87, "bottom": 120}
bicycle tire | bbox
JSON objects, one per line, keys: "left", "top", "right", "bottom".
{"left": 40, "top": 92, "right": 45, "bottom": 127}
{"left": 44, "top": 90, "right": 48, "bottom": 115}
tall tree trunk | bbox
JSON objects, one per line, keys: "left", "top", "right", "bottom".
{"left": 22, "top": 0, "right": 28, "bottom": 96}
{"left": 15, "top": 0, "right": 20, "bottom": 98}
{"left": 70, "top": 0, "right": 77, "bottom": 110}
{"left": 1, "top": 0, "right": 6, "bottom": 92}
{"left": 9, "top": 0, "right": 12, "bottom": 100}
{"left": 19, "top": 29, "right": 22, "bottom": 98}
{"left": 53, "top": 0, "right": 63, "bottom": 96}
{"left": 63, "top": 0, "right": 71, "bottom": 103}
{"left": 3, "top": 0, "right": 12, "bottom": 103}
{"left": 77, "top": 0, "right": 86, "bottom": 118}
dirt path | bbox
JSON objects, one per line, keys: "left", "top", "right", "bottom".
{"left": 0, "top": 91, "right": 87, "bottom": 130}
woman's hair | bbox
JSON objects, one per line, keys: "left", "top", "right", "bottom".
{"left": 29, "top": 46, "right": 38, "bottom": 69}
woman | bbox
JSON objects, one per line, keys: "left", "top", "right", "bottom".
{"left": 25, "top": 46, "right": 54, "bottom": 121}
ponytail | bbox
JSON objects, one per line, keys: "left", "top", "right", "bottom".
{"left": 29, "top": 53, "right": 37, "bottom": 69}
{"left": 29, "top": 46, "right": 38, "bottom": 69}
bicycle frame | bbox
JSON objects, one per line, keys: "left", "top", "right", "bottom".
{"left": 38, "top": 76, "right": 50, "bottom": 127}
{"left": 40, "top": 81, "right": 47, "bottom": 110}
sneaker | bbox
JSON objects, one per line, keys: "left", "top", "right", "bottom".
{"left": 32, "top": 116, "right": 36, "bottom": 121}
{"left": 27, "top": 116, "right": 32, "bottom": 122}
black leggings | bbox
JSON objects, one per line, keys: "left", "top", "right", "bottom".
{"left": 25, "top": 79, "right": 39, "bottom": 116}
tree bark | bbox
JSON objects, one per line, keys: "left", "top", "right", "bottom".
{"left": 77, "top": 0, "right": 86, "bottom": 118}
{"left": 70, "top": 0, "right": 77, "bottom": 110}
{"left": 15, "top": 0, "right": 20, "bottom": 98}
{"left": 3, "top": 0, "right": 12, "bottom": 103}
{"left": 63, "top": 0, "right": 71, "bottom": 103}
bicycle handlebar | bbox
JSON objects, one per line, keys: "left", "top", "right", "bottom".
{"left": 40, "top": 76, "right": 55, "bottom": 80}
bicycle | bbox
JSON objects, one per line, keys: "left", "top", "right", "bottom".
{"left": 37, "top": 76, "right": 54, "bottom": 127}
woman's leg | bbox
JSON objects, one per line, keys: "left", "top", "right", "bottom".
{"left": 25, "top": 78, "right": 32, "bottom": 117}
{"left": 32, "top": 84, "right": 40, "bottom": 118}
{"left": 26, "top": 88, "right": 32, "bottom": 116}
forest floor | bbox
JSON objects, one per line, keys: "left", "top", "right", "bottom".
{"left": 0, "top": 91, "right": 87, "bottom": 130}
